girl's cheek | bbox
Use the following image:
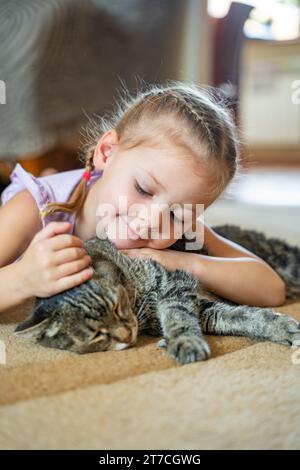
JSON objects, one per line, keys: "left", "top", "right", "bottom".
{"left": 149, "top": 235, "right": 176, "bottom": 250}
{"left": 161, "top": 220, "right": 180, "bottom": 242}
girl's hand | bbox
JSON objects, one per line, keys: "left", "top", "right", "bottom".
{"left": 121, "top": 247, "right": 197, "bottom": 274}
{"left": 18, "top": 221, "right": 94, "bottom": 298}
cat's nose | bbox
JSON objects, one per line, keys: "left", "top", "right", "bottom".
{"left": 114, "top": 333, "right": 134, "bottom": 351}
{"left": 123, "top": 330, "right": 133, "bottom": 343}
{"left": 115, "top": 328, "right": 134, "bottom": 344}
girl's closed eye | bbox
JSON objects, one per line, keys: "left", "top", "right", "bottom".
{"left": 134, "top": 179, "right": 152, "bottom": 198}
{"left": 134, "top": 179, "right": 182, "bottom": 224}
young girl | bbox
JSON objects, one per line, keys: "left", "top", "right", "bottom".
{"left": 0, "top": 81, "right": 285, "bottom": 313}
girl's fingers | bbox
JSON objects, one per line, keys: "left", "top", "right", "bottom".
{"left": 121, "top": 249, "right": 151, "bottom": 258}
{"left": 54, "top": 257, "right": 94, "bottom": 280}
{"left": 55, "top": 266, "right": 94, "bottom": 291}
{"left": 33, "top": 222, "right": 72, "bottom": 242}
{"left": 47, "top": 233, "right": 85, "bottom": 252}
{"left": 121, "top": 249, "right": 139, "bottom": 256}
{"left": 121, "top": 251, "right": 137, "bottom": 258}
{"left": 52, "top": 247, "right": 91, "bottom": 265}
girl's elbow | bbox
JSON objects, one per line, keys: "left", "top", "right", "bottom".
{"left": 268, "top": 279, "right": 286, "bottom": 307}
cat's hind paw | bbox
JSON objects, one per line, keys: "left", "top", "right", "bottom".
{"left": 167, "top": 335, "right": 210, "bottom": 365}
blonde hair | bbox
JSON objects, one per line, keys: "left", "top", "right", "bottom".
{"left": 40, "top": 79, "right": 241, "bottom": 220}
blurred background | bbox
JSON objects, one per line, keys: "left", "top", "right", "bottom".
{"left": 0, "top": 0, "right": 299, "bottom": 241}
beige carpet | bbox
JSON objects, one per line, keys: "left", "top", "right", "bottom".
{"left": 0, "top": 296, "right": 300, "bottom": 450}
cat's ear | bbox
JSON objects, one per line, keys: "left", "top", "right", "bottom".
{"left": 14, "top": 300, "right": 52, "bottom": 338}
{"left": 114, "top": 285, "right": 130, "bottom": 320}
{"left": 14, "top": 315, "right": 51, "bottom": 338}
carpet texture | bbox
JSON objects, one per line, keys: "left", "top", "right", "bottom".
{"left": 0, "top": 296, "right": 300, "bottom": 449}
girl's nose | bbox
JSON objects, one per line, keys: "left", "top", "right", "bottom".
{"left": 140, "top": 204, "right": 170, "bottom": 237}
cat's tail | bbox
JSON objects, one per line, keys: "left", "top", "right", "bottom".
{"left": 212, "top": 224, "right": 300, "bottom": 300}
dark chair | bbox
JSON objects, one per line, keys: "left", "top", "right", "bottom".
{"left": 211, "top": 1, "right": 254, "bottom": 121}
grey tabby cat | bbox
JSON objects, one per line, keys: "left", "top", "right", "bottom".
{"left": 15, "top": 225, "right": 300, "bottom": 365}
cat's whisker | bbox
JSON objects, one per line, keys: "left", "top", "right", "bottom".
{"left": 135, "top": 293, "right": 153, "bottom": 321}
{"left": 133, "top": 287, "right": 138, "bottom": 309}
{"left": 136, "top": 299, "right": 148, "bottom": 318}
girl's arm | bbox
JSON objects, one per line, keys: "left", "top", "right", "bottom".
{"left": 190, "top": 255, "right": 286, "bottom": 307}
{"left": 185, "top": 221, "right": 286, "bottom": 307}
{"left": 122, "top": 221, "right": 286, "bottom": 308}
{"left": 0, "top": 189, "right": 93, "bottom": 313}
{"left": 0, "top": 190, "right": 43, "bottom": 311}
{"left": 0, "top": 260, "right": 31, "bottom": 311}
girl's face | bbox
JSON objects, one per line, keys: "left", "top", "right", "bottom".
{"left": 92, "top": 131, "right": 213, "bottom": 250}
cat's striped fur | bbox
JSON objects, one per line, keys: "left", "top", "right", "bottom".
{"left": 15, "top": 225, "right": 300, "bottom": 364}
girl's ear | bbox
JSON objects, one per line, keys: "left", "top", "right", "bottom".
{"left": 94, "top": 129, "right": 119, "bottom": 171}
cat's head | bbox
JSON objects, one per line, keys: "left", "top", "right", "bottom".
{"left": 14, "top": 280, "right": 138, "bottom": 354}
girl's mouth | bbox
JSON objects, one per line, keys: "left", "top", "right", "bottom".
{"left": 119, "top": 215, "right": 141, "bottom": 240}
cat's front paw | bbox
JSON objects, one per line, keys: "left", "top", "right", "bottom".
{"left": 166, "top": 335, "right": 210, "bottom": 365}
{"left": 156, "top": 338, "right": 167, "bottom": 349}
{"left": 268, "top": 313, "right": 300, "bottom": 346}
